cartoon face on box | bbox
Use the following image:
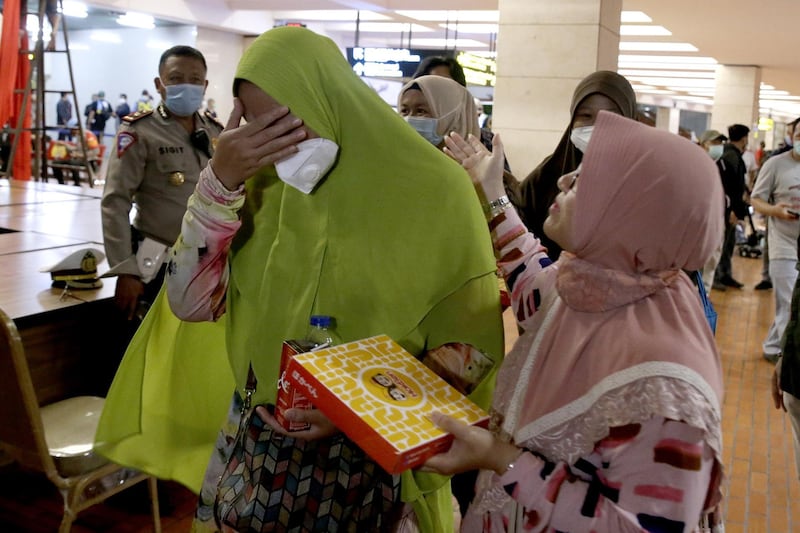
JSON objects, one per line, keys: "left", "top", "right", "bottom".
{"left": 365, "top": 369, "right": 422, "bottom": 405}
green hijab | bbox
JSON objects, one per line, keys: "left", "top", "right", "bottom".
{"left": 228, "top": 27, "right": 502, "bottom": 404}
{"left": 228, "top": 27, "right": 504, "bottom": 531}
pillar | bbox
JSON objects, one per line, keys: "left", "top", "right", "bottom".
{"left": 493, "top": 0, "right": 622, "bottom": 175}
{"left": 710, "top": 65, "right": 760, "bottom": 139}
{"left": 655, "top": 106, "right": 680, "bottom": 134}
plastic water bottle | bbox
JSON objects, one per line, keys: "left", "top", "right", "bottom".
{"left": 307, "top": 315, "right": 341, "bottom": 349}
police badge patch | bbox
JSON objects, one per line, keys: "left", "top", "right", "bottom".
{"left": 117, "top": 132, "right": 137, "bottom": 158}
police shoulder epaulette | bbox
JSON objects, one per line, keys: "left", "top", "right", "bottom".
{"left": 122, "top": 110, "right": 154, "bottom": 123}
{"left": 204, "top": 111, "right": 225, "bottom": 130}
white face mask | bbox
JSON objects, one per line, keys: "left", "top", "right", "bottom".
{"left": 708, "top": 144, "right": 724, "bottom": 160}
{"left": 274, "top": 138, "right": 339, "bottom": 194}
{"left": 570, "top": 125, "right": 594, "bottom": 153}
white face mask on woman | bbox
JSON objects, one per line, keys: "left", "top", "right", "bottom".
{"left": 274, "top": 138, "right": 339, "bottom": 194}
{"left": 570, "top": 126, "right": 594, "bottom": 153}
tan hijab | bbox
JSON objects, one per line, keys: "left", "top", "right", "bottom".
{"left": 478, "top": 111, "right": 725, "bottom": 513}
{"left": 399, "top": 75, "right": 480, "bottom": 140}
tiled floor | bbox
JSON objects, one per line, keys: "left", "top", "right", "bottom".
{"left": 711, "top": 253, "right": 800, "bottom": 532}
{"left": 502, "top": 252, "right": 800, "bottom": 532}
{"left": 1, "top": 254, "right": 797, "bottom": 531}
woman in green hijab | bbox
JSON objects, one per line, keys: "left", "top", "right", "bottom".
{"left": 158, "top": 27, "right": 504, "bottom": 531}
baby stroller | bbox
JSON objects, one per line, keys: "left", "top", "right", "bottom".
{"left": 737, "top": 211, "right": 764, "bottom": 258}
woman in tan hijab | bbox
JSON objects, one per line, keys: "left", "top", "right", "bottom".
{"left": 398, "top": 74, "right": 480, "bottom": 149}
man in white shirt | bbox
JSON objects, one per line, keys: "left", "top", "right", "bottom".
{"left": 751, "top": 126, "right": 800, "bottom": 363}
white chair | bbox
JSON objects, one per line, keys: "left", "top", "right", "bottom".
{"left": 0, "top": 308, "right": 161, "bottom": 533}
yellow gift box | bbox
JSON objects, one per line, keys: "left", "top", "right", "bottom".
{"left": 286, "top": 335, "right": 489, "bottom": 474}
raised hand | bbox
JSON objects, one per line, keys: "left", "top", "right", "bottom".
{"left": 210, "top": 98, "right": 307, "bottom": 191}
{"left": 444, "top": 132, "right": 506, "bottom": 202}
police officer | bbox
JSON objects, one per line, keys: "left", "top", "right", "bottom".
{"left": 101, "top": 45, "right": 223, "bottom": 321}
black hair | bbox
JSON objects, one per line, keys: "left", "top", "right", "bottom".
{"left": 412, "top": 56, "right": 467, "bottom": 87}
{"left": 727, "top": 124, "right": 750, "bottom": 142}
{"left": 158, "top": 45, "right": 207, "bottom": 73}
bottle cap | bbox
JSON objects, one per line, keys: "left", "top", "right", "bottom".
{"left": 310, "top": 315, "right": 332, "bottom": 328}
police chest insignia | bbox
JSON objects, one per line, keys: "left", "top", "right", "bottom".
{"left": 168, "top": 171, "right": 185, "bottom": 186}
{"left": 122, "top": 109, "right": 153, "bottom": 123}
{"left": 116, "top": 132, "right": 137, "bottom": 158}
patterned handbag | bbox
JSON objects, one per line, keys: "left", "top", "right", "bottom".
{"left": 214, "top": 369, "right": 401, "bottom": 532}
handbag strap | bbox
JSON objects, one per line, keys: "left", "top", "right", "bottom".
{"left": 692, "top": 270, "right": 717, "bottom": 334}
{"left": 242, "top": 364, "right": 257, "bottom": 413}
{"left": 693, "top": 270, "right": 712, "bottom": 310}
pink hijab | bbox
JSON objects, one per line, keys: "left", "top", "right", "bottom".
{"left": 483, "top": 111, "right": 725, "bottom": 510}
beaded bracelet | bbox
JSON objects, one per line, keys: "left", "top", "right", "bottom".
{"left": 486, "top": 195, "right": 511, "bottom": 218}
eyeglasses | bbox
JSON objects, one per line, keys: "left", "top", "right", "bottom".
{"left": 560, "top": 168, "right": 580, "bottom": 192}
{"left": 567, "top": 172, "right": 579, "bottom": 191}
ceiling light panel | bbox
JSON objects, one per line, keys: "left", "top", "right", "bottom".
{"left": 620, "top": 11, "right": 653, "bottom": 23}
{"left": 626, "top": 77, "right": 716, "bottom": 87}
{"left": 410, "top": 38, "right": 487, "bottom": 48}
{"left": 271, "top": 10, "right": 389, "bottom": 22}
{"left": 618, "top": 55, "right": 717, "bottom": 64}
{"left": 61, "top": 1, "right": 88, "bottom": 18}
{"left": 116, "top": 12, "right": 155, "bottom": 29}
{"left": 324, "top": 22, "right": 433, "bottom": 33}
{"left": 395, "top": 10, "right": 499, "bottom": 22}
{"left": 619, "top": 42, "right": 698, "bottom": 52}
{"left": 618, "top": 69, "right": 715, "bottom": 79}
{"left": 618, "top": 61, "right": 718, "bottom": 71}
{"left": 440, "top": 23, "right": 499, "bottom": 34}
{"left": 620, "top": 25, "right": 671, "bottom": 36}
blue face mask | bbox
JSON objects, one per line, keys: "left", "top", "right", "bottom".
{"left": 405, "top": 116, "right": 443, "bottom": 146}
{"left": 164, "top": 83, "right": 204, "bottom": 116}
{"left": 708, "top": 144, "right": 724, "bottom": 160}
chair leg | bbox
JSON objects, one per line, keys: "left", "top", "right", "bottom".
{"left": 148, "top": 476, "right": 162, "bottom": 533}
{"left": 58, "top": 511, "right": 75, "bottom": 533}
{"left": 58, "top": 488, "right": 77, "bottom": 533}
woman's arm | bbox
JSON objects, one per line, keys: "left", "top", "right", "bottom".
{"left": 166, "top": 99, "right": 307, "bottom": 321}
{"left": 489, "top": 207, "right": 556, "bottom": 330}
{"left": 444, "top": 132, "right": 556, "bottom": 330}
{"left": 166, "top": 165, "right": 244, "bottom": 321}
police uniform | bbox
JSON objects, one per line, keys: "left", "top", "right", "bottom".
{"left": 101, "top": 103, "right": 223, "bottom": 281}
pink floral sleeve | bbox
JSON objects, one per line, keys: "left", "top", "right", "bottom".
{"left": 471, "top": 417, "right": 714, "bottom": 532}
{"left": 166, "top": 165, "right": 245, "bottom": 322}
{"left": 489, "top": 208, "right": 557, "bottom": 331}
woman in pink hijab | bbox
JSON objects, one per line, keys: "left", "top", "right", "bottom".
{"left": 423, "top": 111, "right": 725, "bottom": 532}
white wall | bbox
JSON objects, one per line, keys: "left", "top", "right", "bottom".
{"left": 196, "top": 27, "right": 245, "bottom": 122}
{"left": 43, "top": 25, "right": 198, "bottom": 140}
